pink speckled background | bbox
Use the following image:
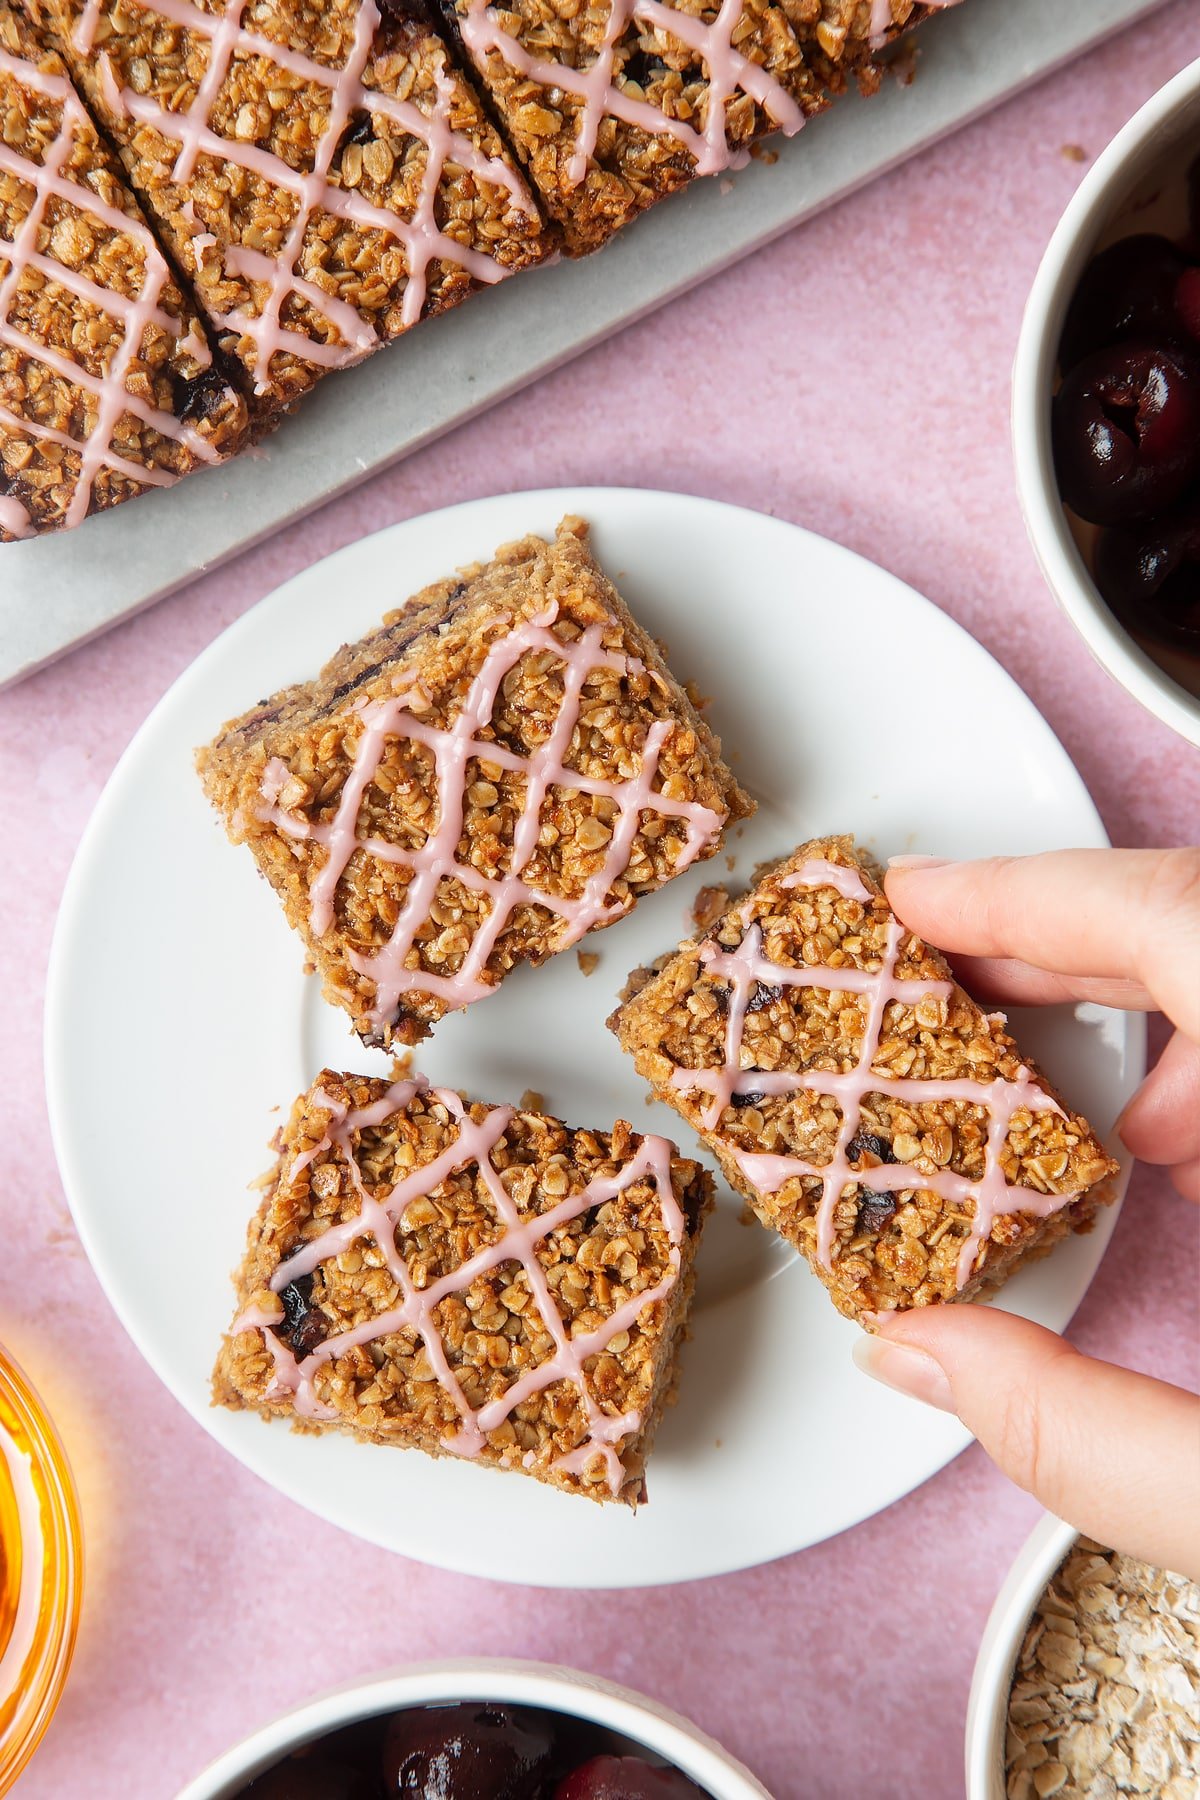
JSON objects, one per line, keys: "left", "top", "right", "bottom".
{"left": 3, "top": 9, "right": 1200, "bottom": 1795}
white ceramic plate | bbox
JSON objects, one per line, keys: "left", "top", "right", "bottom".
{"left": 45, "top": 488, "right": 1143, "bottom": 1588}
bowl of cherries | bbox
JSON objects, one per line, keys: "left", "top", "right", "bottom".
{"left": 174, "top": 1661, "right": 771, "bottom": 1800}
{"left": 1013, "top": 54, "right": 1200, "bottom": 746}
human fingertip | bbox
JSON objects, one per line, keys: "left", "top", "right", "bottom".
{"left": 885, "top": 854, "right": 953, "bottom": 872}
{"left": 1169, "top": 1158, "right": 1200, "bottom": 1203}
{"left": 851, "top": 1333, "right": 956, "bottom": 1413}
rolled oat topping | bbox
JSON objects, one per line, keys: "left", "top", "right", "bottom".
{"left": 868, "top": 0, "right": 959, "bottom": 48}
{"left": 38, "top": 0, "right": 547, "bottom": 412}
{"left": 458, "top": 0, "right": 805, "bottom": 190}
{"left": 1005, "top": 1540, "right": 1200, "bottom": 1800}
{"left": 216, "top": 1070, "right": 712, "bottom": 1504}
{"left": 673, "top": 855, "right": 1080, "bottom": 1288}
{"left": 257, "top": 597, "right": 728, "bottom": 1032}
{"left": 445, "top": 0, "right": 965, "bottom": 252}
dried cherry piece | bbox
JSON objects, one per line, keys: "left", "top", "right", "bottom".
{"left": 745, "top": 983, "right": 783, "bottom": 1014}
{"left": 554, "top": 1755, "right": 708, "bottom": 1800}
{"left": 620, "top": 48, "right": 669, "bottom": 88}
{"left": 172, "top": 367, "right": 227, "bottom": 423}
{"left": 846, "top": 1132, "right": 897, "bottom": 1166}
{"left": 855, "top": 1190, "right": 898, "bottom": 1234}
{"left": 381, "top": 1702, "right": 558, "bottom": 1798}
{"left": 1052, "top": 342, "right": 1200, "bottom": 525}
{"left": 277, "top": 1271, "right": 328, "bottom": 1356}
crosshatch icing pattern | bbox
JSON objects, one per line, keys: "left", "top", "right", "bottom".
{"left": 0, "top": 4, "right": 246, "bottom": 539}
{"left": 611, "top": 837, "right": 1117, "bottom": 1321}
{"left": 6, "top": 0, "right": 969, "bottom": 534}
{"left": 256, "top": 602, "right": 729, "bottom": 1030}
{"left": 447, "top": 0, "right": 962, "bottom": 249}
{"left": 216, "top": 1071, "right": 711, "bottom": 1503}
{"left": 197, "top": 518, "right": 753, "bottom": 1046}
{"left": 37, "top": 0, "right": 547, "bottom": 414}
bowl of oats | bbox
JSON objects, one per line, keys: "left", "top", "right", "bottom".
{"left": 966, "top": 1514, "right": 1200, "bottom": 1799}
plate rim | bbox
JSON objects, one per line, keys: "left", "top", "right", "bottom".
{"left": 44, "top": 485, "right": 1146, "bottom": 1587}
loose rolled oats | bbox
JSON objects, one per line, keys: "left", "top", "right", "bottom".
{"left": 214, "top": 1068, "right": 712, "bottom": 1505}
{"left": 609, "top": 836, "right": 1117, "bottom": 1321}
{"left": 1005, "top": 1540, "right": 1200, "bottom": 1800}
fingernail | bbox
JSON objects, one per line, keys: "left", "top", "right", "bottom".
{"left": 886, "top": 854, "right": 952, "bottom": 872}
{"left": 851, "top": 1334, "right": 956, "bottom": 1413}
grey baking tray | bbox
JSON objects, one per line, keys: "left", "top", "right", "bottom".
{"left": 0, "top": 0, "right": 1172, "bottom": 687}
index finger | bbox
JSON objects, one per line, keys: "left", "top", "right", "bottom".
{"left": 883, "top": 848, "right": 1200, "bottom": 1041}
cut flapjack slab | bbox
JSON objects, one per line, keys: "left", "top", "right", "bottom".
{"left": 610, "top": 835, "right": 1117, "bottom": 1321}
{"left": 197, "top": 515, "right": 753, "bottom": 1048}
{"left": 0, "top": 0, "right": 246, "bottom": 539}
{"left": 440, "top": 0, "right": 962, "bottom": 252}
{"left": 215, "top": 1070, "right": 712, "bottom": 1504}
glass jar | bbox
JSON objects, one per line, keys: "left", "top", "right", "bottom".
{"left": 0, "top": 1347, "right": 82, "bottom": 1792}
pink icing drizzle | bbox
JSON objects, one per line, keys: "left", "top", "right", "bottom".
{"left": 460, "top": 0, "right": 804, "bottom": 189}
{"left": 258, "top": 600, "right": 727, "bottom": 1031}
{"left": 232, "top": 1076, "right": 686, "bottom": 1495}
{"left": 669, "top": 858, "right": 1083, "bottom": 1290}
{"left": 0, "top": 493, "right": 34, "bottom": 539}
{"left": 86, "top": 0, "right": 535, "bottom": 393}
{"left": 0, "top": 44, "right": 222, "bottom": 532}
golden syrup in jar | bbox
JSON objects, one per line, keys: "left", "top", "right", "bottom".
{"left": 0, "top": 1348, "right": 82, "bottom": 1792}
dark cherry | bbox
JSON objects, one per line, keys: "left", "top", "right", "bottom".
{"left": 243, "top": 1725, "right": 380, "bottom": 1800}
{"left": 242, "top": 1762, "right": 374, "bottom": 1800}
{"left": 277, "top": 1270, "right": 329, "bottom": 1355}
{"left": 855, "top": 1190, "right": 898, "bottom": 1234}
{"left": 1058, "top": 235, "right": 1196, "bottom": 369}
{"left": 620, "top": 48, "right": 669, "bottom": 89}
{"left": 745, "top": 982, "right": 783, "bottom": 1014}
{"left": 171, "top": 367, "right": 228, "bottom": 423}
{"left": 381, "top": 1703, "right": 558, "bottom": 1798}
{"left": 1052, "top": 342, "right": 1200, "bottom": 526}
{"left": 845, "top": 1131, "right": 897, "bottom": 1167}
{"left": 1094, "top": 498, "right": 1200, "bottom": 651}
{"left": 1176, "top": 266, "right": 1200, "bottom": 344}
{"left": 554, "top": 1756, "right": 708, "bottom": 1800}
{"left": 1189, "top": 147, "right": 1200, "bottom": 243}
{"left": 341, "top": 112, "right": 376, "bottom": 148}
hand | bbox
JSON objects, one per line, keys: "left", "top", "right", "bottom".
{"left": 851, "top": 848, "right": 1200, "bottom": 1580}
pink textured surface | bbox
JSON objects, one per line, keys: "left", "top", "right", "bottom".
{"left": 3, "top": 8, "right": 1200, "bottom": 1794}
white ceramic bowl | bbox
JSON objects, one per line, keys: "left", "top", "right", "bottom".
{"left": 964, "top": 1513, "right": 1078, "bottom": 1800}
{"left": 1012, "top": 56, "right": 1200, "bottom": 748}
{"left": 176, "top": 1659, "right": 772, "bottom": 1800}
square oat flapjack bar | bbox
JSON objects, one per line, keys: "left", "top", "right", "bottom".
{"left": 197, "top": 516, "right": 753, "bottom": 1048}
{"left": 33, "top": 0, "right": 548, "bottom": 423}
{"left": 214, "top": 1070, "right": 713, "bottom": 1505}
{"left": 439, "top": 0, "right": 962, "bottom": 253}
{"left": 610, "top": 835, "right": 1117, "bottom": 1322}
{"left": 0, "top": 1, "right": 246, "bottom": 539}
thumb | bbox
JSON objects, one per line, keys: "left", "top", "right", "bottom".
{"left": 853, "top": 1307, "right": 1200, "bottom": 1580}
